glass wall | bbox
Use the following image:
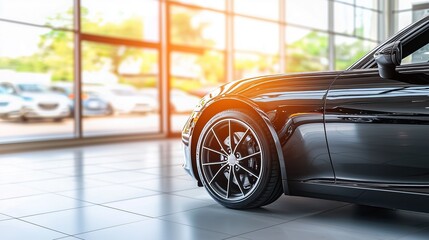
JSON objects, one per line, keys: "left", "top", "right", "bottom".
{"left": 234, "top": 16, "right": 280, "bottom": 79}
{"left": 0, "top": 1, "right": 74, "bottom": 143}
{"left": 81, "top": 42, "right": 160, "bottom": 136}
{"left": 332, "top": 0, "right": 379, "bottom": 70}
{"left": 0, "top": 0, "right": 387, "bottom": 142}
{"left": 393, "top": 0, "right": 429, "bottom": 33}
{"left": 168, "top": 2, "right": 226, "bottom": 132}
{"left": 81, "top": 0, "right": 159, "bottom": 42}
{"left": 81, "top": 0, "right": 160, "bottom": 136}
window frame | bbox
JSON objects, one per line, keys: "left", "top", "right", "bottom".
{"left": 349, "top": 16, "right": 429, "bottom": 70}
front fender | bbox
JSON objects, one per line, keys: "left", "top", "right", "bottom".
{"left": 187, "top": 96, "right": 289, "bottom": 194}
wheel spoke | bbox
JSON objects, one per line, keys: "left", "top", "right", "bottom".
{"left": 233, "top": 128, "right": 250, "bottom": 154}
{"left": 237, "top": 164, "right": 259, "bottom": 179}
{"left": 229, "top": 120, "right": 234, "bottom": 150}
{"left": 203, "top": 146, "right": 228, "bottom": 157}
{"left": 226, "top": 168, "right": 232, "bottom": 198}
{"left": 202, "top": 161, "right": 224, "bottom": 166}
{"left": 233, "top": 169, "right": 245, "bottom": 196}
{"left": 237, "top": 151, "right": 261, "bottom": 162}
{"left": 209, "top": 164, "right": 227, "bottom": 185}
{"left": 211, "top": 128, "right": 228, "bottom": 155}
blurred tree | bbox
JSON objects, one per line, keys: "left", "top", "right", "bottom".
{"left": 170, "top": 7, "right": 224, "bottom": 92}
{"left": 285, "top": 30, "right": 374, "bottom": 72}
{"left": 0, "top": 7, "right": 155, "bottom": 85}
{"left": 286, "top": 31, "right": 329, "bottom": 72}
{"left": 197, "top": 51, "right": 224, "bottom": 84}
{"left": 234, "top": 54, "right": 279, "bottom": 79}
{"left": 171, "top": 9, "right": 214, "bottom": 47}
{"left": 335, "top": 37, "right": 372, "bottom": 70}
{"left": 41, "top": 8, "right": 150, "bottom": 82}
{"left": 0, "top": 56, "right": 48, "bottom": 73}
{"left": 38, "top": 30, "right": 74, "bottom": 81}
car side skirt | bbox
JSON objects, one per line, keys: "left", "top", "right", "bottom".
{"left": 288, "top": 180, "right": 429, "bottom": 213}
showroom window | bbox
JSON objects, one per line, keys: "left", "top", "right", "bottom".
{"left": 81, "top": 42, "right": 160, "bottom": 136}
{"left": 0, "top": 14, "right": 74, "bottom": 143}
{"left": 332, "top": 0, "right": 380, "bottom": 70}
{"left": 234, "top": 16, "right": 280, "bottom": 79}
{"left": 285, "top": 27, "right": 329, "bottom": 72}
{"left": 81, "top": 0, "right": 159, "bottom": 42}
{"left": 168, "top": 2, "right": 226, "bottom": 133}
{"left": 393, "top": 1, "right": 429, "bottom": 34}
{"left": 234, "top": 0, "right": 279, "bottom": 20}
{"left": 80, "top": 0, "right": 161, "bottom": 137}
{"left": 0, "top": 0, "right": 74, "bottom": 29}
{"left": 169, "top": 0, "right": 225, "bottom": 11}
{"left": 285, "top": 0, "right": 328, "bottom": 31}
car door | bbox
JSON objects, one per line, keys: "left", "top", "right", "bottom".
{"left": 325, "top": 44, "right": 429, "bottom": 185}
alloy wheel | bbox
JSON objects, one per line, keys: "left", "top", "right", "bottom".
{"left": 199, "top": 118, "right": 263, "bottom": 201}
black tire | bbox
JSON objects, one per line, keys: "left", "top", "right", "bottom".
{"left": 106, "top": 104, "right": 114, "bottom": 116}
{"left": 20, "top": 116, "right": 28, "bottom": 123}
{"left": 196, "top": 109, "right": 283, "bottom": 209}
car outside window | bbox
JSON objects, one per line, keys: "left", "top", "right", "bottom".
{"left": 402, "top": 42, "right": 429, "bottom": 65}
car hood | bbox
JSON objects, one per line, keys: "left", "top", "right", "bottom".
{"left": 0, "top": 94, "right": 23, "bottom": 102}
{"left": 21, "top": 92, "right": 70, "bottom": 103}
{"left": 197, "top": 71, "right": 342, "bottom": 110}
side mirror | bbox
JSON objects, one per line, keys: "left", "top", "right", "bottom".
{"left": 374, "top": 41, "right": 402, "bottom": 79}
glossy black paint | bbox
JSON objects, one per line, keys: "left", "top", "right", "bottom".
{"left": 183, "top": 16, "right": 429, "bottom": 212}
{"left": 326, "top": 69, "right": 429, "bottom": 184}
{"left": 239, "top": 74, "right": 336, "bottom": 182}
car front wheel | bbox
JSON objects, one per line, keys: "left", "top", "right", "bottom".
{"left": 196, "top": 109, "right": 283, "bottom": 209}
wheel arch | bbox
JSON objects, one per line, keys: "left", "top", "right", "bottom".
{"left": 190, "top": 97, "right": 289, "bottom": 194}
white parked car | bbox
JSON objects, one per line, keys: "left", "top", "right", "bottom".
{"left": 170, "top": 89, "right": 200, "bottom": 113}
{"left": 139, "top": 88, "right": 200, "bottom": 114}
{"left": 50, "top": 82, "right": 114, "bottom": 117}
{"left": 0, "top": 81, "right": 71, "bottom": 121}
{"left": 85, "top": 84, "right": 158, "bottom": 115}
{"left": 0, "top": 86, "right": 23, "bottom": 120}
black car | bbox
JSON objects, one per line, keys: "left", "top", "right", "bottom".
{"left": 182, "top": 16, "right": 429, "bottom": 212}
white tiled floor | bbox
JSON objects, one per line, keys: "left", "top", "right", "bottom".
{"left": 1, "top": 139, "right": 429, "bottom": 239}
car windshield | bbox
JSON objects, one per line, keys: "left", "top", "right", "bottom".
{"left": 18, "top": 84, "right": 48, "bottom": 93}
